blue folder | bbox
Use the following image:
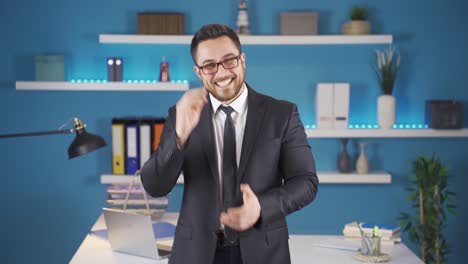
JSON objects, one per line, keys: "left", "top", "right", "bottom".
{"left": 125, "top": 123, "right": 140, "bottom": 175}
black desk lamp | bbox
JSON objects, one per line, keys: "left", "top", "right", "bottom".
{"left": 0, "top": 117, "right": 106, "bottom": 159}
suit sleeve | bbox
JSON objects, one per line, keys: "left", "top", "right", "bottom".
{"left": 141, "top": 106, "right": 184, "bottom": 197}
{"left": 256, "top": 105, "right": 319, "bottom": 225}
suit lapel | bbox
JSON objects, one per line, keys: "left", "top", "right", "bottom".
{"left": 196, "top": 101, "right": 220, "bottom": 187}
{"left": 238, "top": 85, "right": 267, "bottom": 182}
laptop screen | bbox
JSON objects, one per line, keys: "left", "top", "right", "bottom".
{"left": 102, "top": 208, "right": 174, "bottom": 260}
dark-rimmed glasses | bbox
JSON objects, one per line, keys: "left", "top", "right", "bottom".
{"left": 197, "top": 54, "right": 242, "bottom": 75}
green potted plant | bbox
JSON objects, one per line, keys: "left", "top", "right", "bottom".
{"left": 342, "top": 5, "right": 371, "bottom": 35}
{"left": 399, "top": 154, "right": 456, "bottom": 264}
{"left": 374, "top": 45, "right": 400, "bottom": 129}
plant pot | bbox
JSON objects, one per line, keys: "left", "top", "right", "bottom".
{"left": 378, "top": 95, "right": 396, "bottom": 129}
{"left": 341, "top": 20, "right": 371, "bottom": 35}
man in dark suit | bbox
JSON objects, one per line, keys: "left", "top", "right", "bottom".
{"left": 141, "top": 24, "right": 319, "bottom": 264}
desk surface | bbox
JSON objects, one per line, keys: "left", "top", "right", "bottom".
{"left": 70, "top": 213, "right": 423, "bottom": 264}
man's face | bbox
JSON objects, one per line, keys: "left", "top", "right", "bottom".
{"left": 193, "top": 36, "right": 246, "bottom": 104}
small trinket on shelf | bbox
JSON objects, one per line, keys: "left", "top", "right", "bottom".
{"left": 236, "top": 0, "right": 250, "bottom": 35}
{"left": 159, "top": 56, "right": 170, "bottom": 82}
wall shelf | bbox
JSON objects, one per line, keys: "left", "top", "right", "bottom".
{"left": 101, "top": 171, "right": 391, "bottom": 185}
{"left": 99, "top": 34, "right": 393, "bottom": 45}
{"left": 305, "top": 128, "right": 468, "bottom": 138}
{"left": 15, "top": 81, "right": 189, "bottom": 91}
{"left": 101, "top": 174, "right": 185, "bottom": 184}
{"left": 318, "top": 171, "right": 391, "bottom": 184}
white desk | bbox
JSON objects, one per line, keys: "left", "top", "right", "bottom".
{"left": 70, "top": 213, "right": 423, "bottom": 264}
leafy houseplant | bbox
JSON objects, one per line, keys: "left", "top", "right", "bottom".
{"left": 399, "top": 154, "right": 456, "bottom": 264}
{"left": 374, "top": 45, "right": 400, "bottom": 129}
{"left": 374, "top": 45, "right": 401, "bottom": 95}
{"left": 350, "top": 5, "right": 369, "bottom": 21}
{"left": 342, "top": 5, "right": 371, "bottom": 35}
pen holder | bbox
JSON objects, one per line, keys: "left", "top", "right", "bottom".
{"left": 361, "top": 236, "right": 381, "bottom": 256}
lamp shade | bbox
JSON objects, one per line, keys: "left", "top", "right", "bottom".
{"left": 68, "top": 127, "right": 106, "bottom": 159}
{"left": 0, "top": 117, "right": 106, "bottom": 159}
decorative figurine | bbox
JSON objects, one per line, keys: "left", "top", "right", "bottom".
{"left": 107, "top": 58, "right": 115, "bottom": 82}
{"left": 114, "top": 58, "right": 123, "bottom": 82}
{"left": 159, "top": 56, "right": 170, "bottom": 82}
{"left": 236, "top": 0, "right": 250, "bottom": 35}
{"left": 107, "top": 57, "right": 123, "bottom": 82}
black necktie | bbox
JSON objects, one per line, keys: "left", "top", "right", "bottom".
{"left": 219, "top": 105, "right": 239, "bottom": 243}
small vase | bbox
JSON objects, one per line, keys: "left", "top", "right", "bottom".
{"left": 337, "top": 138, "right": 351, "bottom": 173}
{"left": 378, "top": 95, "right": 396, "bottom": 129}
{"left": 356, "top": 142, "right": 369, "bottom": 174}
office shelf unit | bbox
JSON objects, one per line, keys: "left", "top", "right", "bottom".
{"left": 97, "top": 33, "right": 468, "bottom": 185}
{"left": 96, "top": 34, "right": 396, "bottom": 184}
{"left": 303, "top": 129, "right": 468, "bottom": 183}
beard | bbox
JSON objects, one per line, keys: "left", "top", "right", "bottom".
{"left": 203, "top": 74, "right": 244, "bottom": 103}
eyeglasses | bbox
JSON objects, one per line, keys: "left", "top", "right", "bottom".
{"left": 197, "top": 54, "right": 242, "bottom": 75}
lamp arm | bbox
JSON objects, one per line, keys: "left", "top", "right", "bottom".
{"left": 0, "top": 129, "right": 73, "bottom": 138}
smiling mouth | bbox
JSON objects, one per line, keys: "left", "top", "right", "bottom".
{"left": 215, "top": 77, "right": 234, "bottom": 88}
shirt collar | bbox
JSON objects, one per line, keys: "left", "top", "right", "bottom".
{"left": 210, "top": 82, "right": 248, "bottom": 115}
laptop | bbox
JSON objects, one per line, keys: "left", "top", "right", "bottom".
{"left": 103, "top": 208, "right": 172, "bottom": 260}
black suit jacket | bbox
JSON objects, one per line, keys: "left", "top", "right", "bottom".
{"left": 141, "top": 85, "right": 319, "bottom": 264}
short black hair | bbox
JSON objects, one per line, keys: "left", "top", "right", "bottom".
{"left": 190, "top": 24, "right": 242, "bottom": 65}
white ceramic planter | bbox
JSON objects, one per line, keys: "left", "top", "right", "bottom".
{"left": 378, "top": 95, "right": 396, "bottom": 129}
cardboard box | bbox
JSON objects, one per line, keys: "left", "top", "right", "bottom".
{"left": 137, "top": 13, "right": 184, "bottom": 35}
{"left": 280, "top": 12, "right": 319, "bottom": 35}
{"left": 35, "top": 55, "right": 65, "bottom": 81}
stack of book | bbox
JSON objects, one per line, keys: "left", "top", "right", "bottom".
{"left": 106, "top": 184, "right": 168, "bottom": 218}
{"left": 343, "top": 221, "right": 401, "bottom": 243}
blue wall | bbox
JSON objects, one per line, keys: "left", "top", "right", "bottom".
{"left": 2, "top": 0, "right": 468, "bottom": 263}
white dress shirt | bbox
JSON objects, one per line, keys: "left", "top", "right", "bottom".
{"left": 209, "top": 83, "right": 248, "bottom": 204}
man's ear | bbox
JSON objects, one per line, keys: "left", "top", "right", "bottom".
{"left": 193, "top": 65, "right": 202, "bottom": 79}
{"left": 241, "top": 53, "right": 246, "bottom": 69}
